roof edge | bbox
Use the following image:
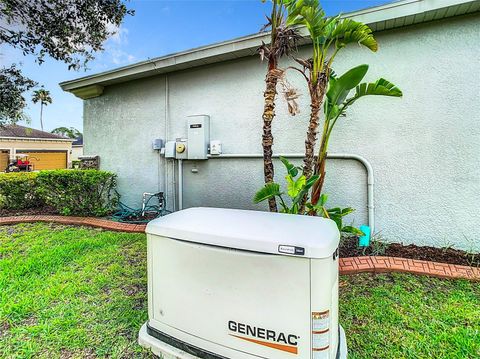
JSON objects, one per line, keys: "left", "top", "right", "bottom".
{"left": 0, "top": 136, "right": 75, "bottom": 142}
{"left": 60, "top": 0, "right": 480, "bottom": 98}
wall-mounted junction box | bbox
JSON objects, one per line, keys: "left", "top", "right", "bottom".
{"left": 152, "top": 139, "right": 164, "bottom": 151}
{"left": 164, "top": 141, "right": 176, "bottom": 159}
{"left": 187, "top": 115, "right": 210, "bottom": 160}
{"left": 209, "top": 140, "right": 222, "bottom": 155}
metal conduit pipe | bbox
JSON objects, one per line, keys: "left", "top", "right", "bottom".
{"left": 176, "top": 153, "right": 375, "bottom": 234}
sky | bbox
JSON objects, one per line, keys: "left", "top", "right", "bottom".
{"left": 1, "top": 0, "right": 394, "bottom": 133}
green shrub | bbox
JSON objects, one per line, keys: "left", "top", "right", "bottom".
{"left": 36, "top": 170, "right": 119, "bottom": 216}
{"left": 0, "top": 172, "right": 43, "bottom": 209}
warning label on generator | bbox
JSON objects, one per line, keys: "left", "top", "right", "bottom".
{"left": 312, "top": 311, "right": 329, "bottom": 331}
{"left": 312, "top": 310, "right": 330, "bottom": 358}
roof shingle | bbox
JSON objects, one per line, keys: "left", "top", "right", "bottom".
{"left": 0, "top": 125, "right": 70, "bottom": 140}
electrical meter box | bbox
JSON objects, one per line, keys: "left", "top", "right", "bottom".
{"left": 175, "top": 139, "right": 188, "bottom": 160}
{"left": 139, "top": 207, "right": 347, "bottom": 359}
{"left": 187, "top": 115, "right": 210, "bottom": 160}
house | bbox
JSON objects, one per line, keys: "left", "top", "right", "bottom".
{"left": 71, "top": 135, "right": 84, "bottom": 161}
{"left": 60, "top": 0, "right": 480, "bottom": 250}
{"left": 0, "top": 125, "right": 74, "bottom": 171}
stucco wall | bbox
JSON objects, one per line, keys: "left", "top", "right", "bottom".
{"left": 84, "top": 14, "right": 480, "bottom": 251}
{"left": 70, "top": 146, "right": 83, "bottom": 161}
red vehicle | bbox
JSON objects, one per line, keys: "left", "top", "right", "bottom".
{"left": 5, "top": 155, "right": 35, "bottom": 172}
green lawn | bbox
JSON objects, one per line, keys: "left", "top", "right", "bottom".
{"left": 0, "top": 223, "right": 478, "bottom": 359}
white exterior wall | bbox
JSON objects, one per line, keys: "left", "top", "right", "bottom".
{"left": 84, "top": 15, "right": 480, "bottom": 250}
{"left": 71, "top": 146, "right": 83, "bottom": 161}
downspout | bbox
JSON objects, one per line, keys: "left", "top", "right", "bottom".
{"left": 176, "top": 153, "right": 375, "bottom": 235}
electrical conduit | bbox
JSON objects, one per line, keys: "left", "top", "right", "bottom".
{"left": 175, "top": 153, "right": 375, "bottom": 235}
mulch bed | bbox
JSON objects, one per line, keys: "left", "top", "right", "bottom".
{"left": 340, "top": 235, "right": 479, "bottom": 267}
{"left": 0, "top": 206, "right": 58, "bottom": 217}
{"left": 111, "top": 212, "right": 159, "bottom": 224}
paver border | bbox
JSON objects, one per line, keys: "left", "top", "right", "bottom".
{"left": 0, "top": 215, "right": 146, "bottom": 233}
{"left": 1, "top": 215, "right": 478, "bottom": 281}
{"left": 339, "top": 256, "right": 479, "bottom": 281}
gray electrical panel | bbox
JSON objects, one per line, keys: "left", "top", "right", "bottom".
{"left": 152, "top": 138, "right": 163, "bottom": 150}
{"left": 187, "top": 115, "right": 210, "bottom": 160}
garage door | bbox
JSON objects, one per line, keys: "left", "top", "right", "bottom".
{"left": 0, "top": 151, "right": 9, "bottom": 172}
{"left": 20, "top": 151, "right": 67, "bottom": 170}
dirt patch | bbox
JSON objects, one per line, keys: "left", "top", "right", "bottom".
{"left": 0, "top": 321, "right": 10, "bottom": 338}
{"left": 0, "top": 206, "right": 58, "bottom": 217}
{"left": 340, "top": 236, "right": 479, "bottom": 267}
{"left": 59, "top": 348, "right": 96, "bottom": 359}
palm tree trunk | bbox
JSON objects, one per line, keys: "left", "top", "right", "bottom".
{"left": 299, "top": 74, "right": 328, "bottom": 212}
{"left": 262, "top": 69, "right": 278, "bottom": 212}
{"left": 310, "top": 141, "right": 328, "bottom": 205}
{"left": 302, "top": 74, "right": 327, "bottom": 180}
{"left": 302, "top": 90, "right": 321, "bottom": 180}
{"left": 39, "top": 103, "right": 44, "bottom": 131}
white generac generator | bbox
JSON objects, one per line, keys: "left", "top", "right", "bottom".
{"left": 139, "top": 207, "right": 347, "bottom": 359}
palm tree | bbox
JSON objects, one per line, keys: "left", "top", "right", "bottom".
{"left": 309, "top": 65, "right": 402, "bottom": 205}
{"left": 284, "top": 0, "right": 378, "bottom": 209}
{"left": 259, "top": 0, "right": 300, "bottom": 212}
{"left": 31, "top": 88, "right": 52, "bottom": 131}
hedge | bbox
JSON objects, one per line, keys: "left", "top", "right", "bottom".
{"left": 0, "top": 172, "right": 42, "bottom": 210}
{"left": 0, "top": 170, "right": 119, "bottom": 217}
{"left": 36, "top": 170, "right": 120, "bottom": 216}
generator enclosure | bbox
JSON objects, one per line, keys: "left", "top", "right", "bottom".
{"left": 187, "top": 115, "right": 210, "bottom": 160}
{"left": 139, "top": 207, "right": 347, "bottom": 359}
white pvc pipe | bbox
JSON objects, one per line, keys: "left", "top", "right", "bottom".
{"left": 163, "top": 75, "right": 172, "bottom": 211}
{"left": 327, "top": 153, "right": 374, "bottom": 236}
{"left": 178, "top": 159, "right": 183, "bottom": 210}
{"left": 177, "top": 153, "right": 375, "bottom": 234}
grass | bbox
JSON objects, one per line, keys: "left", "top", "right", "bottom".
{"left": 340, "top": 274, "right": 480, "bottom": 359}
{"left": 0, "top": 223, "right": 150, "bottom": 359}
{"left": 0, "top": 223, "right": 479, "bottom": 358}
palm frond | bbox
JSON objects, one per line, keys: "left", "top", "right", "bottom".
{"left": 331, "top": 19, "right": 378, "bottom": 52}
{"left": 272, "top": 25, "right": 302, "bottom": 58}
{"left": 280, "top": 156, "right": 298, "bottom": 177}
{"left": 277, "top": 72, "right": 301, "bottom": 115}
{"left": 254, "top": 183, "right": 282, "bottom": 203}
{"left": 351, "top": 78, "right": 403, "bottom": 101}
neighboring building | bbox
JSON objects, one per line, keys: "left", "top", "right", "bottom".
{"left": 0, "top": 125, "right": 74, "bottom": 171}
{"left": 71, "top": 135, "right": 84, "bottom": 161}
{"left": 60, "top": 0, "right": 480, "bottom": 250}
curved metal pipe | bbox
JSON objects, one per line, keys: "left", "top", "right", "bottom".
{"left": 179, "top": 153, "right": 375, "bottom": 234}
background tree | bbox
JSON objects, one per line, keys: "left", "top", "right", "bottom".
{"left": 51, "top": 127, "right": 82, "bottom": 139}
{"left": 0, "top": 0, "right": 133, "bottom": 125}
{"left": 32, "top": 89, "right": 52, "bottom": 131}
{"left": 0, "top": 65, "right": 36, "bottom": 123}
{"left": 258, "top": 0, "right": 300, "bottom": 212}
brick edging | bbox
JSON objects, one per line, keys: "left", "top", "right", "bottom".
{"left": 339, "top": 256, "right": 480, "bottom": 281}
{"left": 0, "top": 215, "right": 146, "bottom": 233}
{"left": 0, "top": 215, "right": 478, "bottom": 280}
